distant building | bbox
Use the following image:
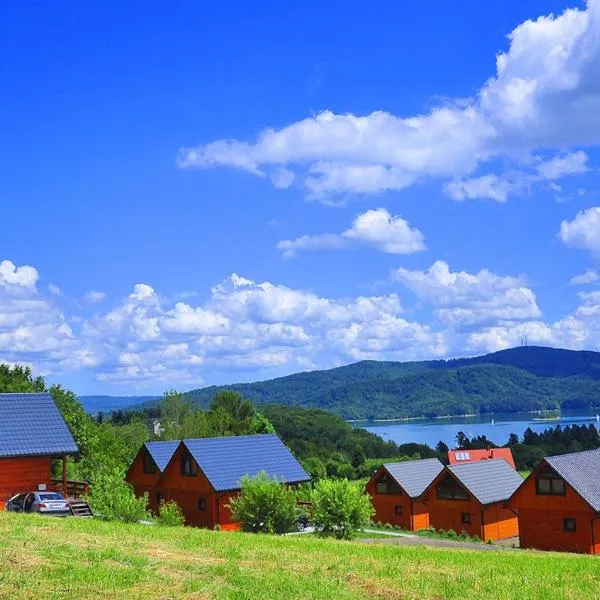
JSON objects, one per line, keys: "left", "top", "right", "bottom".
{"left": 421, "top": 460, "right": 522, "bottom": 541}
{"left": 508, "top": 448, "right": 600, "bottom": 554}
{"left": 151, "top": 419, "right": 165, "bottom": 437}
{"left": 366, "top": 459, "right": 444, "bottom": 531}
{"left": 448, "top": 448, "right": 516, "bottom": 469}
{"left": 0, "top": 393, "right": 80, "bottom": 506}
{"left": 126, "top": 434, "right": 310, "bottom": 529}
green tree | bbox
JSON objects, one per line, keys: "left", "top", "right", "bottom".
{"left": 351, "top": 445, "right": 366, "bottom": 468}
{"left": 0, "top": 364, "right": 45, "bottom": 392}
{"left": 210, "top": 390, "right": 254, "bottom": 435}
{"left": 311, "top": 479, "right": 374, "bottom": 540}
{"left": 435, "top": 441, "right": 449, "bottom": 454}
{"left": 228, "top": 472, "right": 300, "bottom": 534}
{"left": 250, "top": 411, "right": 276, "bottom": 434}
{"left": 302, "top": 457, "right": 326, "bottom": 480}
{"left": 507, "top": 433, "right": 520, "bottom": 447}
{"left": 88, "top": 468, "right": 149, "bottom": 523}
{"left": 157, "top": 500, "right": 185, "bottom": 526}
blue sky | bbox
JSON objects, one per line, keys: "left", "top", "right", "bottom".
{"left": 2, "top": 0, "right": 600, "bottom": 395}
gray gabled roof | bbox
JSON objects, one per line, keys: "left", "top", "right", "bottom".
{"left": 544, "top": 448, "right": 600, "bottom": 512}
{"left": 384, "top": 459, "right": 444, "bottom": 498}
{"left": 448, "top": 459, "right": 523, "bottom": 505}
{"left": 144, "top": 441, "right": 180, "bottom": 472}
{"left": 183, "top": 434, "right": 310, "bottom": 492}
{"left": 0, "top": 393, "right": 79, "bottom": 458}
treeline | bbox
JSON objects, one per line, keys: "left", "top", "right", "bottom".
{"left": 455, "top": 424, "right": 600, "bottom": 471}
{"left": 107, "top": 400, "right": 440, "bottom": 481}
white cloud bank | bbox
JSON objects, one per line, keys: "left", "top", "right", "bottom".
{"left": 393, "top": 261, "right": 541, "bottom": 329}
{"left": 2, "top": 257, "right": 600, "bottom": 389}
{"left": 277, "top": 209, "right": 425, "bottom": 257}
{"left": 178, "top": 1, "right": 600, "bottom": 200}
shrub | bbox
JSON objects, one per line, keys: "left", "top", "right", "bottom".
{"left": 157, "top": 500, "right": 185, "bottom": 527}
{"left": 88, "top": 469, "right": 149, "bottom": 523}
{"left": 302, "top": 457, "right": 327, "bottom": 480}
{"left": 228, "top": 471, "right": 300, "bottom": 534}
{"left": 311, "top": 478, "right": 374, "bottom": 540}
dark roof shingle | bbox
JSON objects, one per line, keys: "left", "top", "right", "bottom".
{"left": 448, "top": 459, "right": 523, "bottom": 505}
{"left": 0, "top": 393, "right": 79, "bottom": 458}
{"left": 384, "top": 459, "right": 444, "bottom": 498}
{"left": 183, "top": 434, "right": 310, "bottom": 492}
{"left": 145, "top": 441, "right": 180, "bottom": 472}
{"left": 545, "top": 448, "right": 600, "bottom": 512}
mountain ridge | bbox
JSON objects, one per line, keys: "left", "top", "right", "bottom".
{"left": 81, "top": 347, "right": 600, "bottom": 419}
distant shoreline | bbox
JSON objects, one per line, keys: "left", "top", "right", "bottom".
{"left": 347, "top": 408, "right": 600, "bottom": 425}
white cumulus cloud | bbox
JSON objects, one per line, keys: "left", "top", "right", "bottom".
{"left": 179, "top": 2, "right": 600, "bottom": 201}
{"left": 84, "top": 290, "right": 107, "bottom": 303}
{"left": 560, "top": 206, "right": 600, "bottom": 255}
{"left": 570, "top": 269, "right": 599, "bottom": 285}
{"left": 277, "top": 208, "right": 425, "bottom": 257}
{"left": 393, "top": 260, "right": 541, "bottom": 328}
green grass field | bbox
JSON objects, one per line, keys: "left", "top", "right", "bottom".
{"left": 0, "top": 513, "right": 599, "bottom": 599}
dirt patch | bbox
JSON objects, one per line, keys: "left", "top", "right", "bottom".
{"left": 144, "top": 544, "right": 227, "bottom": 567}
{"left": 345, "top": 572, "right": 414, "bottom": 599}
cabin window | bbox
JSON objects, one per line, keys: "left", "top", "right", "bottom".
{"left": 436, "top": 476, "right": 469, "bottom": 501}
{"left": 394, "top": 504, "right": 403, "bottom": 516}
{"left": 375, "top": 474, "right": 401, "bottom": 495}
{"left": 461, "top": 512, "right": 471, "bottom": 524}
{"left": 563, "top": 518, "right": 576, "bottom": 533}
{"left": 198, "top": 497, "right": 207, "bottom": 512}
{"left": 181, "top": 454, "right": 197, "bottom": 477}
{"left": 536, "top": 469, "right": 565, "bottom": 496}
{"left": 143, "top": 453, "right": 158, "bottom": 475}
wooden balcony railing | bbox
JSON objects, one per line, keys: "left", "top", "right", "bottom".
{"left": 49, "top": 478, "right": 89, "bottom": 499}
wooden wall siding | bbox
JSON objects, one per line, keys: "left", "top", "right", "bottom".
{"left": 126, "top": 448, "right": 162, "bottom": 488}
{"left": 593, "top": 519, "right": 600, "bottom": 555}
{"left": 365, "top": 469, "right": 430, "bottom": 531}
{"left": 482, "top": 504, "right": 519, "bottom": 541}
{"left": 156, "top": 444, "right": 217, "bottom": 527}
{"left": 517, "top": 509, "right": 594, "bottom": 554}
{"left": 0, "top": 457, "right": 52, "bottom": 506}
{"left": 422, "top": 471, "right": 518, "bottom": 541}
{"left": 425, "top": 492, "right": 483, "bottom": 539}
{"left": 509, "top": 466, "right": 597, "bottom": 553}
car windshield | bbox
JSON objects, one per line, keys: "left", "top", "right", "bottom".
{"left": 38, "top": 493, "right": 65, "bottom": 501}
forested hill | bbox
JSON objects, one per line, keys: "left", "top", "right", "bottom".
{"left": 185, "top": 346, "right": 600, "bottom": 420}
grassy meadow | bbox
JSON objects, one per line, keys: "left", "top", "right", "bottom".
{"left": 0, "top": 512, "right": 599, "bottom": 600}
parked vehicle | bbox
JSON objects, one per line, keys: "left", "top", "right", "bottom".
{"left": 5, "top": 492, "right": 71, "bottom": 517}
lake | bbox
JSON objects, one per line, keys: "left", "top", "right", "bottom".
{"left": 356, "top": 409, "right": 600, "bottom": 448}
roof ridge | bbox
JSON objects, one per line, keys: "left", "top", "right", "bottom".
{"left": 0, "top": 392, "right": 51, "bottom": 396}
{"left": 547, "top": 447, "right": 600, "bottom": 460}
{"left": 183, "top": 433, "right": 277, "bottom": 443}
{"left": 449, "top": 457, "right": 509, "bottom": 469}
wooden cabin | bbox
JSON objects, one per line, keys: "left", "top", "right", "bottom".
{"left": 366, "top": 459, "right": 443, "bottom": 530}
{"left": 507, "top": 448, "right": 600, "bottom": 554}
{"left": 420, "top": 460, "right": 522, "bottom": 541}
{"left": 448, "top": 448, "right": 516, "bottom": 469}
{"left": 0, "top": 393, "right": 80, "bottom": 507}
{"left": 126, "top": 434, "right": 310, "bottom": 530}
{"left": 125, "top": 440, "right": 179, "bottom": 512}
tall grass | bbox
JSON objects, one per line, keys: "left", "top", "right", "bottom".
{"left": 0, "top": 512, "right": 598, "bottom": 599}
